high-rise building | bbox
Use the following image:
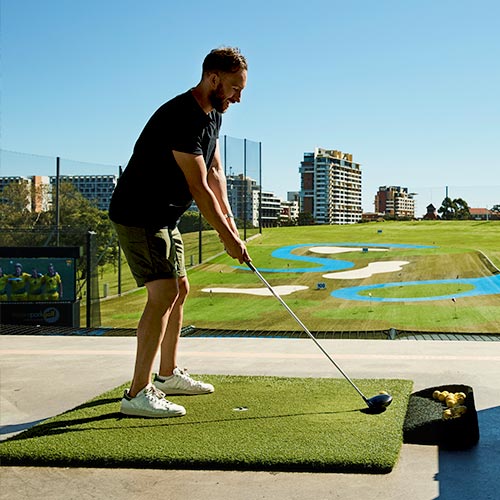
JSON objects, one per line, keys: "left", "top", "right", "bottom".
{"left": 226, "top": 174, "right": 259, "bottom": 224}
{"left": 299, "top": 148, "right": 362, "bottom": 224}
{"left": 374, "top": 186, "right": 415, "bottom": 219}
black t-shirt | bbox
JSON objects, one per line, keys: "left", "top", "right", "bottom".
{"left": 109, "top": 90, "right": 222, "bottom": 229}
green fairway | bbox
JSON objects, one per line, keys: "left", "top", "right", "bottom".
{"left": 0, "top": 376, "right": 413, "bottom": 473}
{"left": 95, "top": 221, "right": 500, "bottom": 333}
{"left": 359, "top": 283, "right": 476, "bottom": 299}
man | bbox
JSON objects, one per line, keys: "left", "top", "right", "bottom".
{"left": 8, "top": 263, "right": 30, "bottom": 301}
{"left": 0, "top": 267, "right": 9, "bottom": 301}
{"left": 109, "top": 47, "right": 251, "bottom": 418}
{"left": 43, "top": 263, "right": 63, "bottom": 300}
{"left": 28, "top": 268, "right": 44, "bottom": 301}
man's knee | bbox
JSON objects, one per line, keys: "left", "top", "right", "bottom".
{"left": 177, "top": 277, "right": 190, "bottom": 302}
{"left": 145, "top": 279, "right": 180, "bottom": 310}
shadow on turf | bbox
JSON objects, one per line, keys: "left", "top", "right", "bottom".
{"left": 0, "top": 419, "right": 48, "bottom": 436}
{"left": 4, "top": 395, "right": 370, "bottom": 443}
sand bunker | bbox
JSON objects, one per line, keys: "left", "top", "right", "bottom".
{"left": 309, "top": 246, "right": 388, "bottom": 255}
{"left": 202, "top": 246, "right": 406, "bottom": 295}
{"left": 201, "top": 285, "right": 308, "bottom": 296}
{"left": 323, "top": 261, "right": 409, "bottom": 280}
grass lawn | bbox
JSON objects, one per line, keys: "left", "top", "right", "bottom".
{"left": 93, "top": 221, "right": 500, "bottom": 333}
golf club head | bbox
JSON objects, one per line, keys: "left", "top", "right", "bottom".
{"left": 364, "top": 393, "right": 393, "bottom": 413}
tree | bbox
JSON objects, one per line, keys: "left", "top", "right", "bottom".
{"left": 178, "top": 210, "right": 210, "bottom": 233}
{"left": 279, "top": 217, "right": 297, "bottom": 227}
{"left": 0, "top": 182, "right": 49, "bottom": 245}
{"left": 53, "top": 182, "right": 117, "bottom": 269}
{"left": 454, "top": 198, "right": 470, "bottom": 220}
{"left": 0, "top": 182, "right": 34, "bottom": 226}
{"left": 438, "top": 197, "right": 471, "bottom": 220}
{"left": 297, "top": 212, "right": 315, "bottom": 225}
{"left": 491, "top": 204, "right": 500, "bottom": 213}
{"left": 438, "top": 197, "right": 457, "bottom": 220}
{"left": 1, "top": 181, "right": 117, "bottom": 278}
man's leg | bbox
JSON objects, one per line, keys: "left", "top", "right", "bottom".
{"left": 158, "top": 276, "right": 190, "bottom": 377}
{"left": 153, "top": 275, "right": 214, "bottom": 395}
{"left": 128, "top": 278, "right": 179, "bottom": 397}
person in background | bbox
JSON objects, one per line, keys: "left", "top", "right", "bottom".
{"left": 43, "top": 263, "right": 63, "bottom": 300}
{"left": 28, "top": 268, "right": 44, "bottom": 301}
{"left": 0, "top": 267, "right": 9, "bottom": 301}
{"left": 8, "top": 263, "right": 30, "bottom": 301}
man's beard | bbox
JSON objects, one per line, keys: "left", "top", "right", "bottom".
{"left": 209, "top": 83, "right": 230, "bottom": 113}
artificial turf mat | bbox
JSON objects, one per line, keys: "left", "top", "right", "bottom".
{"left": 403, "top": 384, "right": 479, "bottom": 450}
{"left": 0, "top": 376, "right": 413, "bottom": 473}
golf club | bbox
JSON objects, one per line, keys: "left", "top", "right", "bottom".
{"left": 246, "top": 260, "right": 393, "bottom": 411}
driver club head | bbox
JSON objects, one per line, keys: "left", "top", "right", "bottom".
{"left": 364, "top": 393, "right": 393, "bottom": 413}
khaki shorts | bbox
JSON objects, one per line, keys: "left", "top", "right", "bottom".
{"left": 112, "top": 222, "right": 186, "bottom": 287}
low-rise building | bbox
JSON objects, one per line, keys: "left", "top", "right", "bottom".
{"left": 375, "top": 186, "right": 415, "bottom": 219}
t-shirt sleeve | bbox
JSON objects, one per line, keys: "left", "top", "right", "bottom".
{"left": 170, "top": 107, "right": 204, "bottom": 156}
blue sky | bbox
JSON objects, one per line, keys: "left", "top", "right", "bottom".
{"left": 1, "top": 0, "right": 499, "bottom": 213}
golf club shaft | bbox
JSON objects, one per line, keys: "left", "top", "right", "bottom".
{"left": 246, "top": 261, "right": 368, "bottom": 402}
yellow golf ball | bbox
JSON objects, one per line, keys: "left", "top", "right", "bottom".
{"left": 438, "top": 391, "right": 449, "bottom": 402}
{"left": 443, "top": 409, "right": 453, "bottom": 420}
{"left": 452, "top": 405, "right": 467, "bottom": 417}
{"left": 446, "top": 397, "right": 457, "bottom": 408}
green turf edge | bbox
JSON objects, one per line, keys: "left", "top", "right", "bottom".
{"left": 0, "top": 376, "right": 413, "bottom": 474}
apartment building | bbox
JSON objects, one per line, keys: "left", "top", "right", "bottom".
{"left": 375, "top": 186, "right": 415, "bottom": 219}
{"left": 299, "top": 148, "right": 362, "bottom": 224}
{"left": 50, "top": 175, "right": 117, "bottom": 211}
{"left": 1, "top": 174, "right": 117, "bottom": 212}
{"left": 280, "top": 201, "right": 299, "bottom": 224}
{"left": 226, "top": 174, "right": 259, "bottom": 224}
{"left": 189, "top": 175, "right": 287, "bottom": 228}
{"left": 260, "top": 191, "right": 282, "bottom": 228}
{"left": 0, "top": 175, "right": 51, "bottom": 212}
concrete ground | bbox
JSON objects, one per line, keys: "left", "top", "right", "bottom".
{"left": 1, "top": 334, "right": 499, "bottom": 500}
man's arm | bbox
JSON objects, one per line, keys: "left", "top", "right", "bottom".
{"left": 173, "top": 150, "right": 250, "bottom": 264}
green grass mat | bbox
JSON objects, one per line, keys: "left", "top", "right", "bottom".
{"left": 0, "top": 376, "right": 413, "bottom": 473}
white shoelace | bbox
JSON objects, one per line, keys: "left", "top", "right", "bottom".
{"left": 145, "top": 385, "right": 172, "bottom": 407}
{"left": 177, "top": 368, "right": 204, "bottom": 388}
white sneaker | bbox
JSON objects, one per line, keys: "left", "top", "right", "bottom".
{"left": 153, "top": 367, "right": 214, "bottom": 395}
{"left": 120, "top": 383, "right": 186, "bottom": 417}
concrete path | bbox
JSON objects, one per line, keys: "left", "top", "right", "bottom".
{"left": 1, "top": 335, "right": 499, "bottom": 500}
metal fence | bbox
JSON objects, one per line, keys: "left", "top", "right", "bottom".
{"left": 1, "top": 136, "right": 263, "bottom": 232}
{"left": 221, "top": 136, "right": 262, "bottom": 238}
{"left": 0, "top": 137, "right": 262, "bottom": 328}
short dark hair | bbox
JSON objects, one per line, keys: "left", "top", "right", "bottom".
{"left": 202, "top": 47, "right": 247, "bottom": 75}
